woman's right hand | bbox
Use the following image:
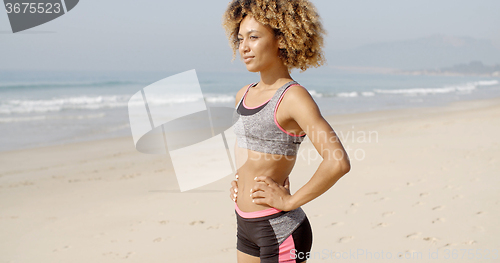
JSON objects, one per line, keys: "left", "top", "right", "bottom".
{"left": 230, "top": 173, "right": 238, "bottom": 202}
{"left": 230, "top": 174, "right": 291, "bottom": 201}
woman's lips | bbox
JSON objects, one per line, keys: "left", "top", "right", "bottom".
{"left": 244, "top": 57, "right": 254, "bottom": 63}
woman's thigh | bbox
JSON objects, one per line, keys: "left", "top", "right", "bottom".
{"left": 237, "top": 250, "right": 260, "bottom": 263}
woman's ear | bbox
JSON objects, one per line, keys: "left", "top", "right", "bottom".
{"left": 277, "top": 36, "right": 286, "bottom": 49}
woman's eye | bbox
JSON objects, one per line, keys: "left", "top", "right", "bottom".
{"left": 250, "top": 36, "right": 258, "bottom": 39}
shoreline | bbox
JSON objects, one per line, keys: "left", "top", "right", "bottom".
{"left": 2, "top": 95, "right": 500, "bottom": 155}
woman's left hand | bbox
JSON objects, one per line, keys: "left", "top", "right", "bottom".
{"left": 250, "top": 176, "right": 294, "bottom": 211}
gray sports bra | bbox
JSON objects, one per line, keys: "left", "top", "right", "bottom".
{"left": 233, "top": 81, "right": 306, "bottom": 156}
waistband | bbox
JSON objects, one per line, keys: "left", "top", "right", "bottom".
{"left": 235, "top": 202, "right": 282, "bottom": 219}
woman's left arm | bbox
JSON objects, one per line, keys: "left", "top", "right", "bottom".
{"left": 251, "top": 85, "right": 351, "bottom": 211}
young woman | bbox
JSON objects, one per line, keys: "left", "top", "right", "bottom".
{"left": 222, "top": 1, "right": 351, "bottom": 262}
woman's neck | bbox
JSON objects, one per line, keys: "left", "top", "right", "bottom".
{"left": 257, "top": 62, "right": 293, "bottom": 89}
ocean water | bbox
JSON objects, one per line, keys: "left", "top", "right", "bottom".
{"left": 0, "top": 70, "right": 499, "bottom": 152}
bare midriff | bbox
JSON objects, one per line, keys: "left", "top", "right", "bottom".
{"left": 235, "top": 146, "right": 297, "bottom": 212}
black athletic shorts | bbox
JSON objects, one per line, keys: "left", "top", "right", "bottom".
{"left": 235, "top": 203, "right": 313, "bottom": 263}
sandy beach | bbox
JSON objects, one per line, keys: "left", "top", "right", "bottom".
{"left": 1, "top": 97, "right": 499, "bottom": 263}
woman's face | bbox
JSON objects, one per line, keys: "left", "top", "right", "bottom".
{"left": 238, "top": 15, "right": 282, "bottom": 73}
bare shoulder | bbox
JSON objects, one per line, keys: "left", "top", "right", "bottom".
{"left": 279, "top": 84, "right": 323, "bottom": 125}
{"left": 235, "top": 84, "right": 250, "bottom": 108}
{"left": 283, "top": 84, "right": 321, "bottom": 113}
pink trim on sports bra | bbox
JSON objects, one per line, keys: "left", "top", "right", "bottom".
{"left": 235, "top": 202, "right": 282, "bottom": 219}
{"left": 242, "top": 83, "right": 272, "bottom": 109}
{"left": 274, "top": 84, "right": 307, "bottom": 137}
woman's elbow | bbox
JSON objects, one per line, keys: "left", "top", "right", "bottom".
{"left": 326, "top": 148, "right": 351, "bottom": 176}
{"left": 337, "top": 157, "right": 351, "bottom": 175}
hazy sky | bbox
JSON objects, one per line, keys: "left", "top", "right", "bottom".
{"left": 1, "top": 0, "right": 499, "bottom": 72}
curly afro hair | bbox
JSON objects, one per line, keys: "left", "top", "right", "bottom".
{"left": 222, "top": 0, "right": 327, "bottom": 72}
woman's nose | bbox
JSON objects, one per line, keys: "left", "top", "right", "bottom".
{"left": 239, "top": 39, "right": 249, "bottom": 52}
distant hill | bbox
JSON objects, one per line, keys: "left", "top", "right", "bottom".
{"left": 398, "top": 61, "right": 500, "bottom": 76}
{"left": 328, "top": 35, "right": 500, "bottom": 70}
